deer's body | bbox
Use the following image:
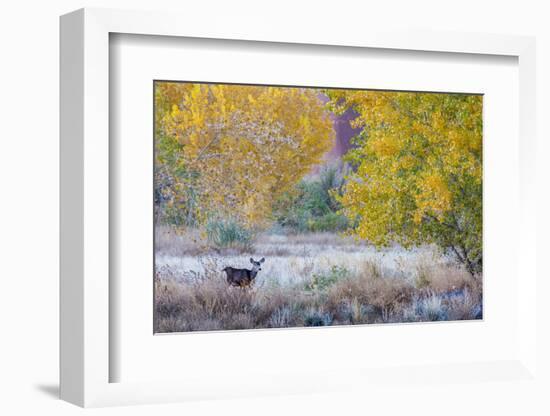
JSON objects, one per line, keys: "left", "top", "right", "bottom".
{"left": 223, "top": 258, "right": 265, "bottom": 288}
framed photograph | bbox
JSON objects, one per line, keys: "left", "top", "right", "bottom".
{"left": 152, "top": 80, "right": 484, "bottom": 334}
{"left": 60, "top": 8, "right": 538, "bottom": 407}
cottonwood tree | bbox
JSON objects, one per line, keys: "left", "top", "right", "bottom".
{"left": 327, "top": 90, "right": 482, "bottom": 275}
{"left": 155, "top": 82, "right": 334, "bottom": 228}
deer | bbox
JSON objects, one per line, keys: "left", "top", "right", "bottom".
{"left": 222, "top": 257, "right": 265, "bottom": 288}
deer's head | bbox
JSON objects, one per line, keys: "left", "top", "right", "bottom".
{"left": 250, "top": 257, "right": 265, "bottom": 274}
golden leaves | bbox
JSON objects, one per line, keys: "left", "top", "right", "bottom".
{"left": 155, "top": 82, "right": 335, "bottom": 228}
{"left": 414, "top": 173, "right": 452, "bottom": 223}
{"left": 326, "top": 89, "right": 482, "bottom": 248}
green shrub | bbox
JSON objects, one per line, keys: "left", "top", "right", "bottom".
{"left": 272, "top": 165, "right": 349, "bottom": 233}
{"left": 205, "top": 218, "right": 253, "bottom": 251}
{"left": 306, "top": 265, "right": 350, "bottom": 291}
{"left": 307, "top": 212, "right": 348, "bottom": 232}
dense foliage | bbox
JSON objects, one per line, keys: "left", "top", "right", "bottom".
{"left": 326, "top": 90, "right": 483, "bottom": 274}
{"left": 272, "top": 165, "right": 349, "bottom": 233}
{"left": 155, "top": 82, "right": 334, "bottom": 228}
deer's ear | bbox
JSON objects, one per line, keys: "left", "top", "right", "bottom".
{"left": 250, "top": 258, "right": 254, "bottom": 263}
{"left": 260, "top": 257, "right": 265, "bottom": 263}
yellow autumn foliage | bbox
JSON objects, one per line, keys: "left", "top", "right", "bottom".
{"left": 155, "top": 82, "right": 334, "bottom": 227}
{"left": 326, "top": 90, "right": 483, "bottom": 274}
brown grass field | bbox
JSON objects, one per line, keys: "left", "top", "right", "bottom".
{"left": 154, "top": 227, "right": 482, "bottom": 333}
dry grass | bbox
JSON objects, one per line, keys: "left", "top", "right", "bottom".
{"left": 155, "top": 250, "right": 483, "bottom": 332}
{"left": 155, "top": 226, "right": 482, "bottom": 332}
{"left": 326, "top": 271, "right": 414, "bottom": 324}
{"left": 155, "top": 226, "right": 208, "bottom": 257}
{"left": 156, "top": 226, "right": 371, "bottom": 257}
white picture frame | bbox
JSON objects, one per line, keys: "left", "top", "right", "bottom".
{"left": 60, "top": 7, "right": 538, "bottom": 408}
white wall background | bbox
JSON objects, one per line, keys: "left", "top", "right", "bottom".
{"left": 0, "top": 0, "right": 548, "bottom": 414}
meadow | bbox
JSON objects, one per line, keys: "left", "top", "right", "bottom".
{"left": 155, "top": 226, "right": 482, "bottom": 332}
{"left": 154, "top": 82, "right": 483, "bottom": 332}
